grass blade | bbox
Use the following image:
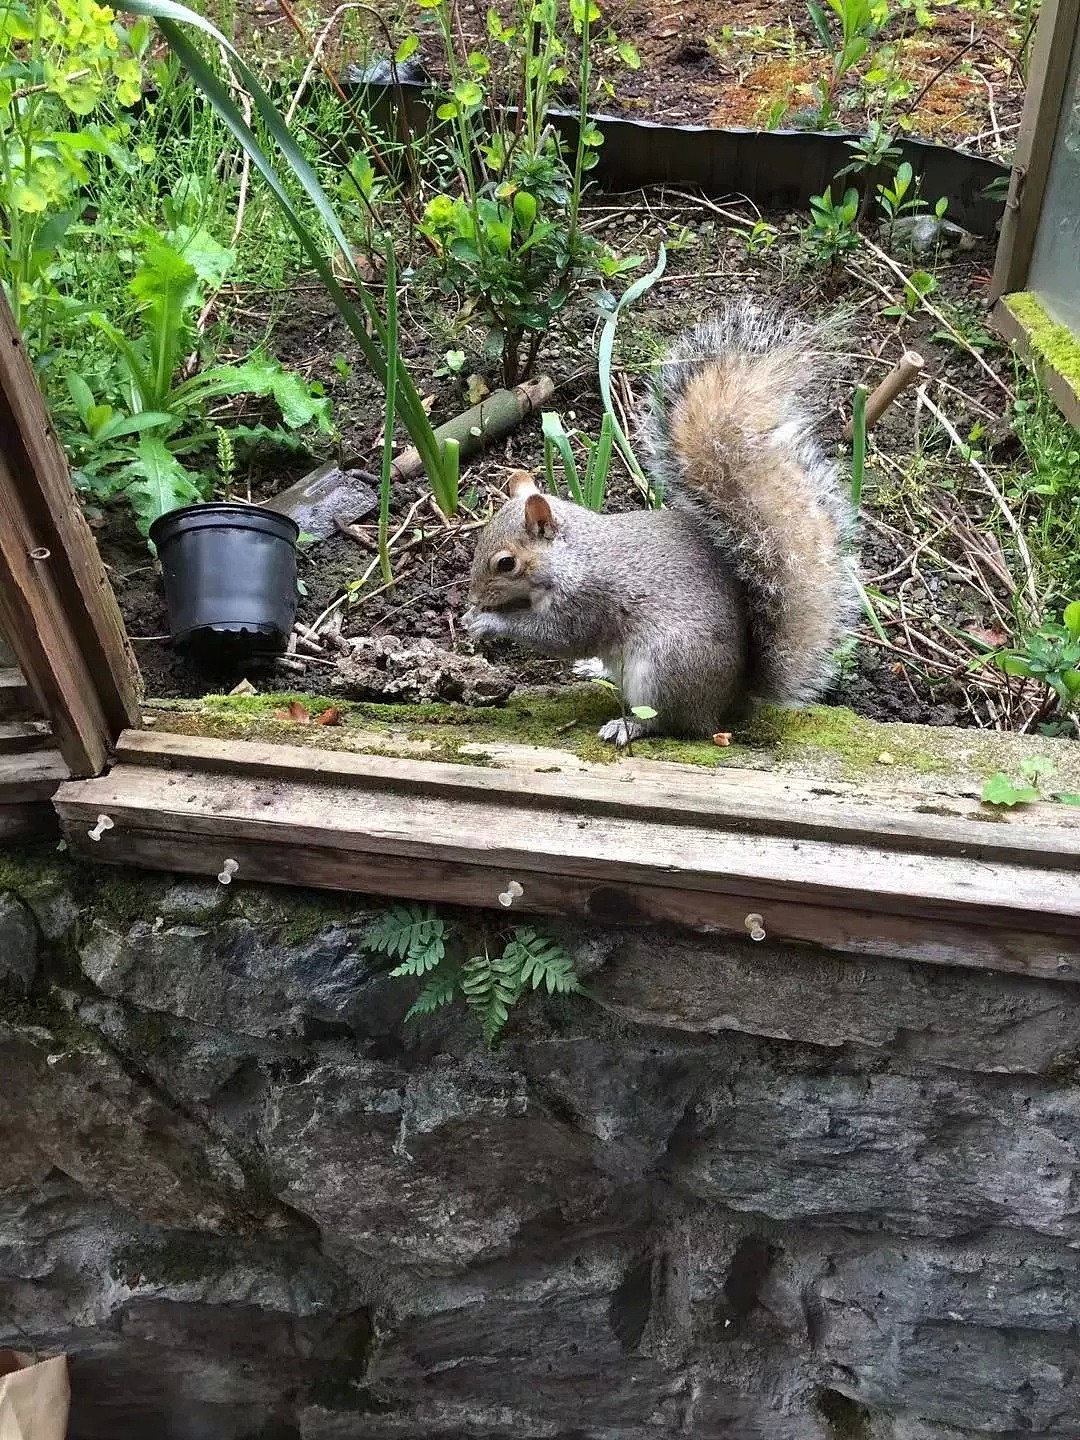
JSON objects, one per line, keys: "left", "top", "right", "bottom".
{"left": 584, "top": 411, "right": 614, "bottom": 511}
{"left": 125, "top": 0, "right": 451, "bottom": 502}
{"left": 598, "top": 244, "right": 666, "bottom": 496}
{"left": 541, "top": 411, "right": 583, "bottom": 504}
{"left": 850, "top": 383, "right": 867, "bottom": 511}
{"left": 379, "top": 237, "right": 398, "bottom": 586}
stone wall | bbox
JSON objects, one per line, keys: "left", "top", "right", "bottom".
{"left": 2, "top": 849, "right": 1079, "bottom": 1439}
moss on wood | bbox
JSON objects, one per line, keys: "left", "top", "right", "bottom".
{"left": 1003, "top": 292, "right": 1080, "bottom": 394}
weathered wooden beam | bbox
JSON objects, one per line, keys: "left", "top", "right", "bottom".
{"left": 0, "top": 749, "right": 70, "bottom": 804}
{"left": 115, "top": 729, "right": 1080, "bottom": 869}
{"left": 0, "top": 720, "right": 51, "bottom": 754}
{"left": 0, "top": 669, "right": 37, "bottom": 721}
{"left": 0, "top": 290, "right": 140, "bottom": 775}
{"left": 54, "top": 735, "right": 1080, "bottom": 980}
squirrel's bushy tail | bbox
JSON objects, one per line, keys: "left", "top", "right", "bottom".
{"left": 641, "top": 297, "right": 857, "bottom": 705}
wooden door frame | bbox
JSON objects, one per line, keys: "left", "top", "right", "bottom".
{"left": 0, "top": 290, "right": 141, "bottom": 777}
{"left": 990, "top": 0, "right": 1080, "bottom": 301}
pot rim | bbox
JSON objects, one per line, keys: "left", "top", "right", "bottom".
{"left": 148, "top": 501, "right": 299, "bottom": 544}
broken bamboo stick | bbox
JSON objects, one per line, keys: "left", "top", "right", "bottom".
{"left": 390, "top": 375, "right": 555, "bottom": 484}
{"left": 844, "top": 351, "right": 925, "bottom": 440}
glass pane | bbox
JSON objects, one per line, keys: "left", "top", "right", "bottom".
{"left": 1028, "top": 21, "right": 1080, "bottom": 334}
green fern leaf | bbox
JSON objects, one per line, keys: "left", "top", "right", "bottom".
{"left": 364, "top": 904, "right": 447, "bottom": 967}
{"left": 461, "top": 950, "right": 520, "bottom": 1046}
{"left": 404, "top": 969, "right": 459, "bottom": 1022}
{"left": 390, "top": 929, "right": 447, "bottom": 978}
{"left": 503, "top": 927, "right": 583, "bottom": 995}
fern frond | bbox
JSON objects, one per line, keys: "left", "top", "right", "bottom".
{"left": 364, "top": 904, "right": 447, "bottom": 972}
{"left": 503, "top": 927, "right": 583, "bottom": 995}
{"left": 461, "top": 948, "right": 521, "bottom": 1047}
{"left": 389, "top": 930, "right": 447, "bottom": 978}
{"left": 404, "top": 969, "right": 459, "bottom": 1023}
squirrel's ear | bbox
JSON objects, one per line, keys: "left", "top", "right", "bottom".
{"left": 507, "top": 469, "right": 538, "bottom": 498}
{"left": 524, "top": 492, "right": 557, "bottom": 539}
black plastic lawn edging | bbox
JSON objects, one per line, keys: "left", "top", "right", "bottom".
{"left": 346, "top": 67, "right": 1008, "bottom": 236}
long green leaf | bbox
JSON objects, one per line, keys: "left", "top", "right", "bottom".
{"left": 96, "top": 410, "right": 177, "bottom": 441}
{"left": 584, "top": 411, "right": 614, "bottom": 511}
{"left": 849, "top": 384, "right": 867, "bottom": 511}
{"left": 806, "top": 0, "right": 833, "bottom": 47}
{"left": 597, "top": 244, "right": 667, "bottom": 495}
{"left": 541, "top": 411, "right": 583, "bottom": 504}
{"left": 122, "top": 437, "right": 203, "bottom": 535}
{"left": 124, "top": 0, "right": 449, "bottom": 498}
{"left": 379, "top": 236, "right": 398, "bottom": 586}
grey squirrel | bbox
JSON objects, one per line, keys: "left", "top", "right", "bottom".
{"left": 462, "top": 298, "right": 857, "bottom": 745}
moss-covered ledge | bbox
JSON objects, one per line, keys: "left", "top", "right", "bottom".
{"left": 49, "top": 682, "right": 1080, "bottom": 985}
{"left": 142, "top": 686, "right": 1080, "bottom": 798}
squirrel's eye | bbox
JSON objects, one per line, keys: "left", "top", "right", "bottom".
{"left": 494, "top": 554, "right": 517, "bottom": 575}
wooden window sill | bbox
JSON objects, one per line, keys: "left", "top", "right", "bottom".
{"left": 53, "top": 720, "right": 1080, "bottom": 984}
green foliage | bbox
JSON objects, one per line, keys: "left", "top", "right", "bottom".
{"left": 127, "top": 0, "right": 459, "bottom": 513}
{"left": 597, "top": 244, "right": 667, "bottom": 500}
{"left": 410, "top": 0, "right": 640, "bottom": 384}
{"left": 743, "top": 219, "right": 778, "bottom": 255}
{"left": 363, "top": 902, "right": 448, "bottom": 974}
{"left": 0, "top": 0, "right": 149, "bottom": 351}
{"left": 1009, "top": 376, "right": 1080, "bottom": 599}
{"left": 849, "top": 384, "right": 867, "bottom": 510}
{"left": 805, "top": 0, "right": 887, "bottom": 127}
{"left": 992, "top": 603, "right": 1080, "bottom": 716}
{"left": 542, "top": 410, "right": 614, "bottom": 511}
{"left": 804, "top": 186, "right": 861, "bottom": 263}
{"left": 837, "top": 121, "right": 903, "bottom": 182}
{"left": 65, "top": 220, "right": 331, "bottom": 534}
{"left": 404, "top": 969, "right": 459, "bottom": 1022}
{"left": 876, "top": 160, "right": 927, "bottom": 231}
{"left": 365, "top": 906, "right": 583, "bottom": 1046}
{"left": 981, "top": 754, "right": 1080, "bottom": 808}
{"left": 882, "top": 267, "right": 937, "bottom": 318}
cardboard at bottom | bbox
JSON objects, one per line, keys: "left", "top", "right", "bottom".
{"left": 0, "top": 1352, "right": 69, "bottom": 1440}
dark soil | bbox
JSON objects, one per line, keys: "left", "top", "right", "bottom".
{"left": 607, "top": 0, "right": 1025, "bottom": 154}
{"left": 222, "top": 0, "right": 1025, "bottom": 159}
{"left": 105, "top": 195, "right": 1022, "bottom": 730}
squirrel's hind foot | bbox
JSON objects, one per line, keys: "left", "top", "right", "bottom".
{"left": 597, "top": 717, "right": 647, "bottom": 748}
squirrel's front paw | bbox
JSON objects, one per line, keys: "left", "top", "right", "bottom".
{"left": 463, "top": 607, "right": 509, "bottom": 641}
{"left": 597, "top": 717, "right": 646, "bottom": 748}
{"left": 572, "top": 657, "right": 608, "bottom": 681}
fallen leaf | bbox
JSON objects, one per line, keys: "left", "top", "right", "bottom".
{"left": 274, "top": 701, "right": 311, "bottom": 723}
{"left": 315, "top": 706, "right": 342, "bottom": 726}
{"left": 229, "top": 678, "right": 257, "bottom": 696}
{"left": 877, "top": 751, "right": 896, "bottom": 765}
{"left": 968, "top": 624, "right": 1009, "bottom": 648}
{"left": 712, "top": 732, "right": 732, "bottom": 747}
{"left": 466, "top": 372, "right": 490, "bottom": 405}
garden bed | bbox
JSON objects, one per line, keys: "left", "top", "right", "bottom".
{"left": 101, "top": 194, "right": 1065, "bottom": 733}
{"left": 231, "top": 0, "right": 1028, "bottom": 159}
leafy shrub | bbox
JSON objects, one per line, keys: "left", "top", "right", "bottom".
{"left": 410, "top": 0, "right": 640, "bottom": 384}
{"left": 0, "top": 0, "right": 149, "bottom": 352}
{"left": 65, "top": 218, "right": 332, "bottom": 534}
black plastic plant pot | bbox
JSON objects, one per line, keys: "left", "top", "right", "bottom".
{"left": 149, "top": 502, "right": 300, "bottom": 657}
